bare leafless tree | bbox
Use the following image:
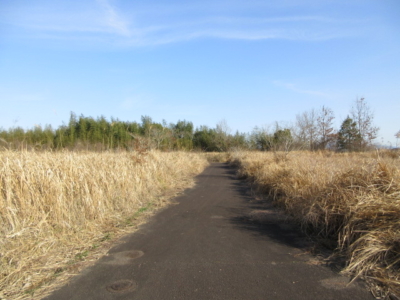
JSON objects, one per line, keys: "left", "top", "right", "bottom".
{"left": 316, "top": 106, "right": 336, "bottom": 150}
{"left": 351, "top": 97, "right": 379, "bottom": 150}
{"left": 295, "top": 109, "right": 318, "bottom": 150}
{"left": 214, "top": 119, "right": 231, "bottom": 151}
{"left": 150, "top": 127, "right": 166, "bottom": 150}
{"left": 395, "top": 130, "right": 400, "bottom": 148}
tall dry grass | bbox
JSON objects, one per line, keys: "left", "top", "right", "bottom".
{"left": 0, "top": 150, "right": 208, "bottom": 299}
{"left": 229, "top": 150, "right": 400, "bottom": 298}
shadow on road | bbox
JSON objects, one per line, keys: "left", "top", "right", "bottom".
{"left": 219, "top": 163, "right": 334, "bottom": 259}
{"left": 220, "top": 162, "right": 349, "bottom": 274}
{"left": 217, "top": 165, "right": 307, "bottom": 243}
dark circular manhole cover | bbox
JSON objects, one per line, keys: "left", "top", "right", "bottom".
{"left": 106, "top": 280, "right": 137, "bottom": 293}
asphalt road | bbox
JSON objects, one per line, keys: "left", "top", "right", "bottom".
{"left": 44, "top": 163, "right": 374, "bottom": 300}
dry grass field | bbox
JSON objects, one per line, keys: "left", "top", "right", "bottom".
{"left": 229, "top": 150, "right": 400, "bottom": 298}
{"left": 2, "top": 149, "right": 399, "bottom": 299}
{"left": 0, "top": 150, "right": 209, "bottom": 299}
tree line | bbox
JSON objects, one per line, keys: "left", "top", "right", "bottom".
{"left": 0, "top": 98, "right": 391, "bottom": 152}
{"left": 0, "top": 113, "right": 246, "bottom": 151}
{"left": 252, "top": 98, "right": 382, "bottom": 152}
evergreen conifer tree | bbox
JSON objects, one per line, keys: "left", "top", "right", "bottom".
{"left": 337, "top": 117, "right": 362, "bottom": 151}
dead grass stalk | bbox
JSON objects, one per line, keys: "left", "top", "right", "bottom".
{"left": 0, "top": 150, "right": 208, "bottom": 299}
{"left": 229, "top": 150, "right": 400, "bottom": 298}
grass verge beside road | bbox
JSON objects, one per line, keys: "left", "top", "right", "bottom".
{"left": 229, "top": 150, "right": 400, "bottom": 299}
{"left": 0, "top": 150, "right": 208, "bottom": 299}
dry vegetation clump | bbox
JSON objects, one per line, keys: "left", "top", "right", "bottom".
{"left": 0, "top": 150, "right": 208, "bottom": 299}
{"left": 229, "top": 150, "right": 400, "bottom": 298}
{"left": 201, "top": 152, "right": 230, "bottom": 163}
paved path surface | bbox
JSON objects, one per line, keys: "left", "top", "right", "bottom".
{"left": 44, "top": 163, "right": 373, "bottom": 300}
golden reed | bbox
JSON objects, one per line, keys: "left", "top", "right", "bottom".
{"left": 229, "top": 150, "right": 400, "bottom": 298}
{"left": 0, "top": 150, "right": 208, "bottom": 299}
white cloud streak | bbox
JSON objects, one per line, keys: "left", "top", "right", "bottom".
{"left": 96, "top": 0, "right": 131, "bottom": 36}
{"left": 0, "top": 0, "right": 367, "bottom": 47}
{"left": 272, "top": 81, "right": 332, "bottom": 98}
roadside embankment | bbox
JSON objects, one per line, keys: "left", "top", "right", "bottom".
{"left": 0, "top": 150, "right": 208, "bottom": 299}
{"left": 228, "top": 150, "right": 400, "bottom": 299}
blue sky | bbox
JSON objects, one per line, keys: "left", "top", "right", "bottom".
{"left": 1, "top": 0, "right": 399, "bottom": 145}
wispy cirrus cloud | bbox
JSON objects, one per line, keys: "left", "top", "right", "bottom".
{"left": 0, "top": 0, "right": 367, "bottom": 47}
{"left": 95, "top": 0, "right": 131, "bottom": 36}
{"left": 1, "top": 0, "right": 131, "bottom": 36}
{"left": 272, "top": 80, "right": 332, "bottom": 98}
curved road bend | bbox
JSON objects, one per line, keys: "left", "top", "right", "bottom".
{"left": 44, "top": 163, "right": 373, "bottom": 300}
